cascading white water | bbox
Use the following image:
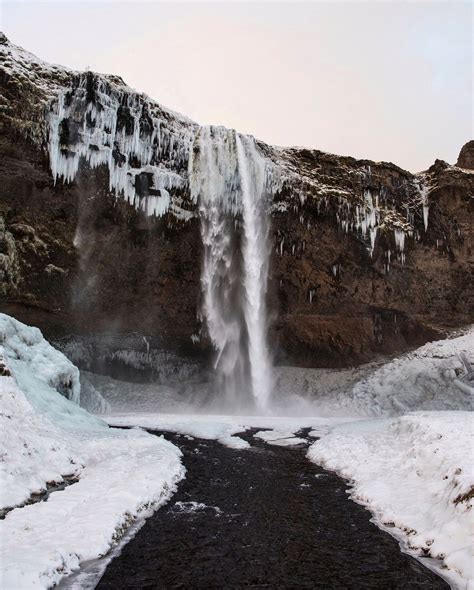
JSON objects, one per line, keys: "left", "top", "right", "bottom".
{"left": 236, "top": 135, "right": 273, "bottom": 409}
{"left": 189, "top": 126, "right": 273, "bottom": 410}
{"left": 190, "top": 127, "right": 246, "bottom": 406}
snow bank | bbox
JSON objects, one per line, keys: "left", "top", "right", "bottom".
{"left": 275, "top": 329, "right": 473, "bottom": 418}
{"left": 0, "top": 315, "right": 184, "bottom": 589}
{"left": 105, "top": 413, "right": 348, "bottom": 449}
{"left": 0, "top": 313, "right": 80, "bottom": 405}
{"left": 347, "top": 331, "right": 473, "bottom": 416}
{"left": 308, "top": 412, "right": 474, "bottom": 589}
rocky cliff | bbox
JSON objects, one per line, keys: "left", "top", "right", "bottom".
{"left": 1, "top": 34, "right": 472, "bottom": 371}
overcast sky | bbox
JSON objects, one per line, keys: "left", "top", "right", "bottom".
{"left": 2, "top": 1, "right": 472, "bottom": 171}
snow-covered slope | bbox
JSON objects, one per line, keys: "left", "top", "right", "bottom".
{"left": 346, "top": 330, "right": 473, "bottom": 415}
{"left": 274, "top": 329, "right": 474, "bottom": 417}
{"left": 0, "top": 314, "right": 185, "bottom": 589}
{"left": 308, "top": 412, "right": 474, "bottom": 589}
{"left": 0, "top": 313, "right": 81, "bottom": 407}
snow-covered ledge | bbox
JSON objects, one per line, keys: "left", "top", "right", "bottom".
{"left": 0, "top": 314, "right": 185, "bottom": 588}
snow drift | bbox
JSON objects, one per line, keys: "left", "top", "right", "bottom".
{"left": 308, "top": 412, "right": 474, "bottom": 589}
{"left": 274, "top": 329, "right": 474, "bottom": 418}
{"left": 0, "top": 314, "right": 185, "bottom": 589}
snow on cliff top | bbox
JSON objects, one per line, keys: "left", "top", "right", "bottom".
{"left": 0, "top": 32, "right": 73, "bottom": 98}
{"left": 0, "top": 314, "right": 184, "bottom": 588}
{"left": 1, "top": 32, "right": 427, "bottom": 175}
{"left": 0, "top": 32, "right": 195, "bottom": 126}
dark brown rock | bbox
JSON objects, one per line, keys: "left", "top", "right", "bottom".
{"left": 456, "top": 140, "right": 474, "bottom": 169}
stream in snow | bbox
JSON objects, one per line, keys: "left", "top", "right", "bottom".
{"left": 92, "top": 429, "right": 448, "bottom": 589}
{"left": 1, "top": 315, "right": 472, "bottom": 588}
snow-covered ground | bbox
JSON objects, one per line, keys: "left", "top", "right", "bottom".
{"left": 1, "top": 313, "right": 472, "bottom": 588}
{"left": 105, "top": 412, "right": 348, "bottom": 449}
{"left": 0, "top": 315, "right": 185, "bottom": 589}
{"left": 308, "top": 412, "right": 474, "bottom": 589}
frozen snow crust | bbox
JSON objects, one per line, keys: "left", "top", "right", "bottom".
{"left": 308, "top": 413, "right": 474, "bottom": 588}
{"left": 0, "top": 314, "right": 185, "bottom": 589}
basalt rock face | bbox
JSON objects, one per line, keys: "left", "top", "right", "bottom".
{"left": 456, "top": 141, "right": 474, "bottom": 170}
{"left": 270, "top": 149, "right": 473, "bottom": 366}
{"left": 1, "top": 35, "right": 472, "bottom": 370}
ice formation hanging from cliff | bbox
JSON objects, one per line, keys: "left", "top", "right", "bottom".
{"left": 419, "top": 182, "right": 430, "bottom": 232}
{"left": 42, "top": 58, "right": 435, "bottom": 273}
{"left": 47, "top": 73, "right": 195, "bottom": 219}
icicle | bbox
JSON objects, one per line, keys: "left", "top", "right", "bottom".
{"left": 394, "top": 229, "right": 406, "bottom": 265}
{"left": 369, "top": 227, "right": 377, "bottom": 257}
{"left": 48, "top": 77, "right": 192, "bottom": 220}
{"left": 279, "top": 238, "right": 285, "bottom": 256}
{"left": 423, "top": 202, "right": 429, "bottom": 232}
{"left": 416, "top": 181, "right": 430, "bottom": 232}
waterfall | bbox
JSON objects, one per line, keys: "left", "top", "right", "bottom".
{"left": 189, "top": 126, "right": 273, "bottom": 410}
{"left": 236, "top": 135, "right": 273, "bottom": 409}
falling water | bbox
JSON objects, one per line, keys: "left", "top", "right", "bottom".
{"left": 191, "top": 127, "right": 246, "bottom": 405}
{"left": 236, "top": 135, "right": 273, "bottom": 409}
{"left": 189, "top": 126, "right": 273, "bottom": 410}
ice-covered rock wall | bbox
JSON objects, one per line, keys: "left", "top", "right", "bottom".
{"left": 47, "top": 72, "right": 197, "bottom": 221}
{"left": 45, "top": 68, "right": 431, "bottom": 267}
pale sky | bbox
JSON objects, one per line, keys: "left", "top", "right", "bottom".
{"left": 2, "top": 1, "right": 472, "bottom": 171}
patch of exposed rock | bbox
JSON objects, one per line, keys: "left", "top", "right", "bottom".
{"left": 456, "top": 140, "right": 474, "bottom": 170}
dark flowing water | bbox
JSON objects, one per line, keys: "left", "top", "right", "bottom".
{"left": 97, "top": 430, "right": 448, "bottom": 589}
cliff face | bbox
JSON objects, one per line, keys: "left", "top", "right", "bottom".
{"left": 1, "top": 34, "right": 472, "bottom": 370}
{"left": 271, "top": 152, "right": 473, "bottom": 366}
